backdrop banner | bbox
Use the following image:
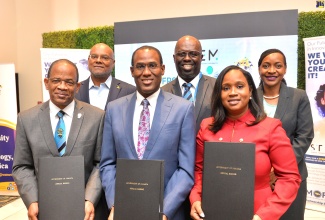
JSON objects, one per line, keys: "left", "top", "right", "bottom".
{"left": 0, "top": 63, "right": 18, "bottom": 195}
{"left": 114, "top": 10, "right": 298, "bottom": 88}
{"left": 115, "top": 36, "right": 297, "bottom": 88}
{"left": 304, "top": 36, "right": 325, "bottom": 212}
{"left": 40, "top": 48, "right": 91, "bottom": 102}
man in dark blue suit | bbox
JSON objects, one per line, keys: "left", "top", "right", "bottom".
{"left": 100, "top": 46, "right": 195, "bottom": 220}
{"left": 75, "top": 43, "right": 135, "bottom": 110}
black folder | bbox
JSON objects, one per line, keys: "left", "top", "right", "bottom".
{"left": 38, "top": 156, "right": 85, "bottom": 220}
{"left": 202, "top": 142, "right": 255, "bottom": 219}
{"left": 114, "top": 159, "right": 164, "bottom": 220}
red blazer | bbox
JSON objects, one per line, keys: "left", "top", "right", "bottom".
{"left": 189, "top": 110, "right": 301, "bottom": 220}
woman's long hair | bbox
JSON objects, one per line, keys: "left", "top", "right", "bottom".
{"left": 209, "top": 65, "right": 266, "bottom": 133}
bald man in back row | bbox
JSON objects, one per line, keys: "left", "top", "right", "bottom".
{"left": 162, "top": 35, "right": 216, "bottom": 134}
{"left": 75, "top": 44, "right": 135, "bottom": 218}
{"left": 75, "top": 43, "right": 136, "bottom": 110}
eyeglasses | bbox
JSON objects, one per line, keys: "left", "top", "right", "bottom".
{"left": 175, "top": 51, "right": 201, "bottom": 59}
{"left": 89, "top": 54, "right": 114, "bottom": 62}
{"left": 133, "top": 63, "right": 161, "bottom": 72}
{"left": 49, "top": 78, "right": 76, "bottom": 87}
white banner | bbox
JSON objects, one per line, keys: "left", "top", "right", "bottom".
{"left": 40, "top": 48, "right": 91, "bottom": 102}
{"left": 304, "top": 36, "right": 325, "bottom": 212}
{"left": 115, "top": 35, "right": 298, "bottom": 88}
{"left": 0, "top": 63, "right": 18, "bottom": 195}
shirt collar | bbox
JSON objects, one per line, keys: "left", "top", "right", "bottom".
{"left": 49, "top": 100, "right": 75, "bottom": 118}
{"left": 136, "top": 88, "right": 160, "bottom": 107}
{"left": 178, "top": 72, "right": 201, "bottom": 89}
{"left": 88, "top": 75, "right": 112, "bottom": 89}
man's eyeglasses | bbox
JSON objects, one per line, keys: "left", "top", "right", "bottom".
{"left": 89, "top": 54, "right": 114, "bottom": 62}
{"left": 133, "top": 63, "right": 161, "bottom": 72}
{"left": 49, "top": 78, "right": 76, "bottom": 87}
{"left": 175, "top": 51, "right": 201, "bottom": 59}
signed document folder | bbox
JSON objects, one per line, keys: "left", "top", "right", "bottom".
{"left": 114, "top": 159, "right": 164, "bottom": 220}
{"left": 38, "top": 156, "right": 85, "bottom": 220}
{"left": 202, "top": 142, "right": 255, "bottom": 219}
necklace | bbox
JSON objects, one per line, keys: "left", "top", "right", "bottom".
{"left": 263, "top": 94, "right": 279, "bottom": 99}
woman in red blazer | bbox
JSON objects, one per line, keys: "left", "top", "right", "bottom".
{"left": 189, "top": 65, "right": 301, "bottom": 220}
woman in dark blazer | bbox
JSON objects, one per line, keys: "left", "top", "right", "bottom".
{"left": 257, "top": 49, "right": 314, "bottom": 220}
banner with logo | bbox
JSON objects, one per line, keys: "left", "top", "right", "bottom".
{"left": 40, "top": 48, "right": 91, "bottom": 102}
{"left": 0, "top": 63, "right": 18, "bottom": 195}
{"left": 115, "top": 35, "right": 298, "bottom": 87}
{"left": 304, "top": 36, "right": 325, "bottom": 212}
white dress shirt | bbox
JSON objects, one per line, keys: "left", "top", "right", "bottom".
{"left": 89, "top": 75, "right": 112, "bottom": 110}
{"left": 132, "top": 89, "right": 160, "bottom": 150}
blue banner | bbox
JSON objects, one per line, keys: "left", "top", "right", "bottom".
{"left": 0, "top": 64, "right": 18, "bottom": 194}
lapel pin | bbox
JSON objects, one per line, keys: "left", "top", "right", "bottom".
{"left": 116, "top": 85, "right": 120, "bottom": 89}
{"left": 78, "top": 113, "right": 82, "bottom": 119}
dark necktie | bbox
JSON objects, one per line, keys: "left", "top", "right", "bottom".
{"left": 183, "top": 82, "right": 194, "bottom": 103}
{"left": 55, "top": 110, "right": 66, "bottom": 156}
{"left": 137, "top": 99, "right": 150, "bottom": 159}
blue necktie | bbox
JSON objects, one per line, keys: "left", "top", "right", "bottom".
{"left": 183, "top": 83, "right": 194, "bottom": 103}
{"left": 55, "top": 111, "right": 66, "bottom": 156}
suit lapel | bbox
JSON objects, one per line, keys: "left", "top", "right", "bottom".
{"left": 107, "top": 78, "right": 122, "bottom": 104}
{"left": 143, "top": 91, "right": 172, "bottom": 159}
{"left": 39, "top": 101, "right": 60, "bottom": 156}
{"left": 257, "top": 82, "right": 289, "bottom": 121}
{"left": 78, "top": 77, "right": 90, "bottom": 103}
{"left": 274, "top": 82, "right": 289, "bottom": 120}
{"left": 125, "top": 94, "right": 138, "bottom": 158}
{"left": 66, "top": 100, "right": 84, "bottom": 155}
{"left": 171, "top": 78, "right": 182, "bottom": 96}
{"left": 195, "top": 75, "right": 208, "bottom": 123}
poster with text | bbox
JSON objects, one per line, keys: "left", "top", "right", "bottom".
{"left": 115, "top": 35, "right": 298, "bottom": 88}
{"left": 304, "top": 36, "right": 325, "bottom": 212}
{"left": 0, "top": 63, "right": 18, "bottom": 195}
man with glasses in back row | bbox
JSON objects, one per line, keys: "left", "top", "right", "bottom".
{"left": 75, "top": 43, "right": 135, "bottom": 219}
{"left": 75, "top": 43, "right": 136, "bottom": 110}
{"left": 100, "top": 45, "right": 196, "bottom": 220}
{"left": 162, "top": 35, "right": 216, "bottom": 134}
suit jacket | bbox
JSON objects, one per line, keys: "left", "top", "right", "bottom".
{"left": 99, "top": 90, "right": 196, "bottom": 220}
{"left": 12, "top": 100, "right": 105, "bottom": 218}
{"left": 257, "top": 82, "right": 314, "bottom": 180}
{"left": 162, "top": 74, "right": 216, "bottom": 134}
{"left": 75, "top": 76, "right": 136, "bottom": 109}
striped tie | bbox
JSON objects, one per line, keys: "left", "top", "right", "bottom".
{"left": 182, "top": 83, "right": 194, "bottom": 103}
{"left": 55, "top": 110, "right": 66, "bottom": 156}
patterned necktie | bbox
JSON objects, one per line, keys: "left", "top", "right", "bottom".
{"left": 137, "top": 99, "right": 150, "bottom": 159}
{"left": 55, "top": 110, "right": 66, "bottom": 156}
{"left": 183, "top": 82, "right": 194, "bottom": 103}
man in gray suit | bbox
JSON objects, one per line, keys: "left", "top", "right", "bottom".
{"left": 100, "top": 46, "right": 195, "bottom": 220}
{"left": 75, "top": 43, "right": 136, "bottom": 110}
{"left": 12, "top": 59, "right": 105, "bottom": 220}
{"left": 162, "top": 35, "right": 216, "bottom": 134}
